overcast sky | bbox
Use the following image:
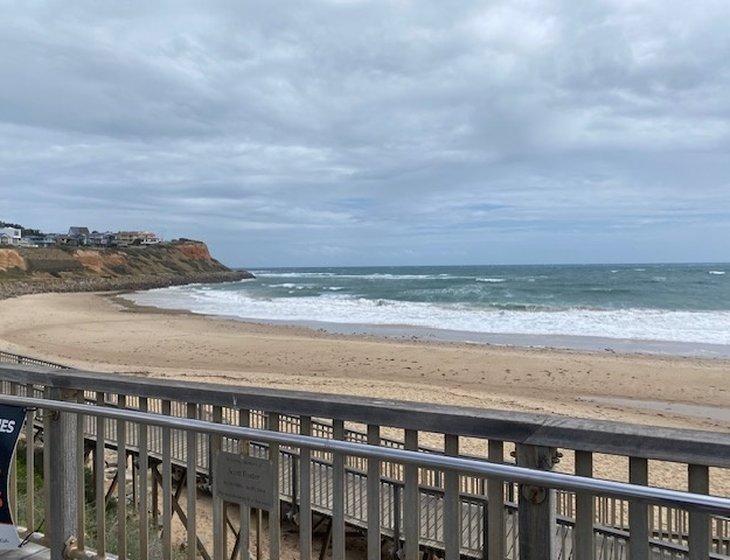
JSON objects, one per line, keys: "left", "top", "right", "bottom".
{"left": 1, "top": 1, "right": 729, "bottom": 267}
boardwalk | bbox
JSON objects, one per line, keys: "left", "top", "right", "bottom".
{"left": 3, "top": 352, "right": 728, "bottom": 560}
{"left": 77, "top": 407, "right": 670, "bottom": 560}
{"left": 27, "top": 407, "right": 715, "bottom": 560}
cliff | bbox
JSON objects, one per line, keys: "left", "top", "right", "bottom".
{"left": 0, "top": 241, "right": 252, "bottom": 299}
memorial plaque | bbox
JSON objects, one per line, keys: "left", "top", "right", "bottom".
{"left": 214, "top": 451, "right": 273, "bottom": 510}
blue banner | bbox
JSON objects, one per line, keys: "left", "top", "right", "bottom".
{"left": 0, "top": 405, "right": 25, "bottom": 549}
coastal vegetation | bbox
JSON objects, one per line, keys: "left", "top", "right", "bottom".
{"left": 15, "top": 442, "right": 183, "bottom": 560}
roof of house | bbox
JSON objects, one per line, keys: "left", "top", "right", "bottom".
{"left": 68, "top": 226, "right": 90, "bottom": 237}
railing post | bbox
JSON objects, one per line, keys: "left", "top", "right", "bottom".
{"left": 574, "top": 450, "right": 594, "bottom": 560}
{"left": 487, "top": 440, "right": 505, "bottom": 560}
{"left": 366, "top": 425, "right": 381, "bottom": 560}
{"left": 444, "top": 435, "right": 460, "bottom": 560}
{"left": 516, "top": 444, "right": 557, "bottom": 560}
{"left": 48, "top": 387, "right": 79, "bottom": 560}
{"left": 628, "top": 457, "right": 649, "bottom": 560}
{"left": 212, "top": 405, "right": 225, "bottom": 560}
{"left": 403, "top": 430, "right": 419, "bottom": 560}
{"left": 688, "top": 464, "right": 710, "bottom": 560}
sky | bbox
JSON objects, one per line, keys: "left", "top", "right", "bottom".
{"left": 1, "top": 1, "right": 729, "bottom": 267}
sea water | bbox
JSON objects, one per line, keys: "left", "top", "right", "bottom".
{"left": 124, "top": 263, "right": 730, "bottom": 356}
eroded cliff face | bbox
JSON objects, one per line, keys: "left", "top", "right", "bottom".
{"left": 0, "top": 249, "right": 26, "bottom": 273}
{"left": 0, "top": 241, "right": 252, "bottom": 298}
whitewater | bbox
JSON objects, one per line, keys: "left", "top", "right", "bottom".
{"left": 124, "top": 263, "right": 730, "bottom": 349}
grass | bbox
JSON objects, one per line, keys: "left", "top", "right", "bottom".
{"left": 14, "top": 442, "right": 185, "bottom": 560}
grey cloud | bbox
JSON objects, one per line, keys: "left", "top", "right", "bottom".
{"left": 0, "top": 0, "right": 729, "bottom": 266}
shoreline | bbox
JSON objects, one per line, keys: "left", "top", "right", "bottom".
{"left": 110, "top": 293, "right": 711, "bottom": 361}
{"left": 0, "top": 291, "right": 728, "bottom": 435}
{"left": 118, "top": 289, "right": 730, "bottom": 360}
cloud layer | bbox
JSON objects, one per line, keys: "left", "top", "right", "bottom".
{"left": 1, "top": 0, "right": 729, "bottom": 266}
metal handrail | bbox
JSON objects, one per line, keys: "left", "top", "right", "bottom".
{"left": 2, "top": 393, "right": 729, "bottom": 517}
{"left": 4, "top": 362, "right": 729, "bottom": 468}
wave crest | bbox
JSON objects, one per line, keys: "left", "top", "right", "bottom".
{"left": 125, "top": 286, "right": 730, "bottom": 345}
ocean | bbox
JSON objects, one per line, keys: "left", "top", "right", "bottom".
{"left": 124, "top": 263, "right": 730, "bottom": 357}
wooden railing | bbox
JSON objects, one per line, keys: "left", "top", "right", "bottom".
{"left": 0, "top": 361, "right": 728, "bottom": 560}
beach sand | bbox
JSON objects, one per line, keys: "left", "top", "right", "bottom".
{"left": 1, "top": 292, "right": 727, "bottom": 431}
{"left": 1, "top": 292, "right": 728, "bottom": 496}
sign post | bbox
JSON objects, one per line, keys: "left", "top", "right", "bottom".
{"left": 0, "top": 404, "right": 26, "bottom": 549}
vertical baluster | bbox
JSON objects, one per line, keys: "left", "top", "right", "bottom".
{"left": 366, "top": 425, "right": 381, "bottom": 560}
{"left": 487, "top": 440, "right": 505, "bottom": 560}
{"left": 575, "top": 450, "right": 594, "bottom": 560}
{"left": 239, "top": 409, "right": 251, "bottom": 560}
{"left": 25, "top": 384, "right": 35, "bottom": 536}
{"left": 95, "top": 392, "right": 107, "bottom": 558}
{"left": 117, "top": 395, "right": 127, "bottom": 560}
{"left": 139, "top": 397, "right": 149, "bottom": 560}
{"left": 212, "top": 405, "right": 225, "bottom": 560}
{"left": 8, "top": 382, "right": 17, "bottom": 521}
{"left": 628, "top": 457, "right": 649, "bottom": 560}
{"left": 269, "top": 412, "right": 281, "bottom": 560}
{"left": 75, "top": 390, "right": 87, "bottom": 552}
{"left": 162, "top": 400, "right": 172, "bottom": 560}
{"left": 688, "top": 464, "right": 709, "bottom": 560}
{"left": 185, "top": 403, "right": 197, "bottom": 560}
{"left": 42, "top": 386, "right": 52, "bottom": 544}
{"left": 657, "top": 507, "right": 663, "bottom": 542}
{"left": 299, "top": 415, "right": 312, "bottom": 560}
{"left": 444, "top": 434, "right": 460, "bottom": 560}
{"left": 393, "top": 484, "right": 401, "bottom": 553}
{"left": 404, "top": 429, "right": 419, "bottom": 560}
{"left": 332, "top": 418, "right": 346, "bottom": 560}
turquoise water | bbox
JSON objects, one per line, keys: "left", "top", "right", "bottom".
{"left": 127, "top": 263, "right": 730, "bottom": 350}
{"left": 246, "top": 264, "right": 730, "bottom": 311}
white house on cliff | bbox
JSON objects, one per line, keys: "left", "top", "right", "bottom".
{"left": 0, "top": 227, "right": 21, "bottom": 245}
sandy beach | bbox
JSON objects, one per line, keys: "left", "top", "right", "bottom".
{"left": 0, "top": 291, "right": 727, "bottom": 432}
{"left": 1, "top": 291, "right": 728, "bottom": 510}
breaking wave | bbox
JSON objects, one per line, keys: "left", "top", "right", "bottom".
{"left": 125, "top": 285, "right": 730, "bottom": 345}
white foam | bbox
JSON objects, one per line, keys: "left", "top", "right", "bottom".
{"left": 124, "top": 286, "right": 730, "bottom": 345}
{"left": 253, "top": 271, "right": 474, "bottom": 281}
{"left": 476, "top": 278, "right": 506, "bottom": 283}
{"left": 709, "top": 270, "right": 726, "bottom": 275}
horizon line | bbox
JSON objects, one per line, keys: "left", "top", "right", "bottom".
{"left": 236, "top": 260, "right": 730, "bottom": 269}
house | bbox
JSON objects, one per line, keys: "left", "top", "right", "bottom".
{"left": 138, "top": 231, "right": 161, "bottom": 245}
{"left": 0, "top": 227, "right": 21, "bottom": 246}
{"left": 24, "top": 234, "right": 57, "bottom": 247}
{"left": 55, "top": 235, "right": 77, "bottom": 246}
{"left": 115, "top": 231, "right": 161, "bottom": 246}
{"left": 68, "top": 227, "right": 90, "bottom": 245}
{"left": 89, "top": 231, "right": 116, "bottom": 247}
